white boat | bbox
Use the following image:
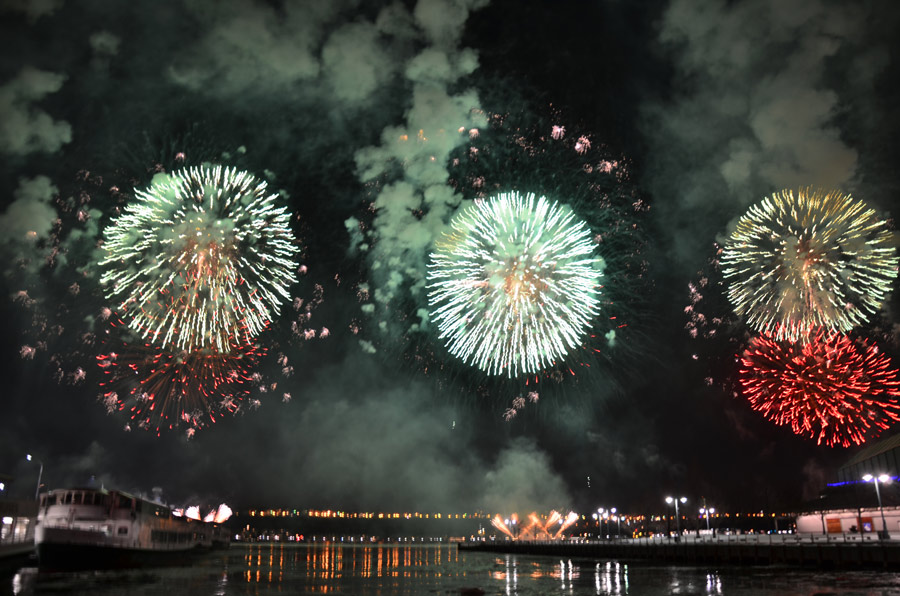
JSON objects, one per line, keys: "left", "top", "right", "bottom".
{"left": 35, "top": 487, "right": 229, "bottom": 571}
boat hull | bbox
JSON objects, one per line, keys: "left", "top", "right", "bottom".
{"left": 37, "top": 541, "right": 207, "bottom": 572}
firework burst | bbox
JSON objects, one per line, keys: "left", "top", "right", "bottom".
{"left": 427, "top": 191, "right": 604, "bottom": 377}
{"left": 100, "top": 164, "right": 300, "bottom": 353}
{"left": 722, "top": 188, "right": 898, "bottom": 342}
{"left": 97, "top": 315, "right": 265, "bottom": 435}
{"left": 350, "top": 106, "right": 648, "bottom": 416}
{"left": 738, "top": 330, "right": 900, "bottom": 447}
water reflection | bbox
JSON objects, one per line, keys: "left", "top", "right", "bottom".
{"left": 483, "top": 556, "right": 631, "bottom": 595}
{"left": 10, "top": 546, "right": 900, "bottom": 596}
{"left": 235, "top": 544, "right": 739, "bottom": 595}
{"left": 595, "top": 561, "right": 628, "bottom": 594}
{"left": 667, "top": 567, "right": 725, "bottom": 595}
{"left": 242, "top": 542, "right": 461, "bottom": 585}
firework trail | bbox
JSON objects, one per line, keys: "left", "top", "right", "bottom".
{"left": 174, "top": 503, "right": 232, "bottom": 523}
{"left": 490, "top": 511, "right": 577, "bottom": 540}
{"left": 100, "top": 164, "right": 300, "bottom": 353}
{"left": 739, "top": 329, "right": 900, "bottom": 447}
{"left": 427, "top": 191, "right": 604, "bottom": 378}
{"left": 722, "top": 188, "right": 898, "bottom": 342}
{"left": 552, "top": 511, "right": 579, "bottom": 539}
{"left": 491, "top": 514, "right": 517, "bottom": 539}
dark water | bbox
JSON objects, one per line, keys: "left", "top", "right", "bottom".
{"left": 6, "top": 543, "right": 900, "bottom": 595}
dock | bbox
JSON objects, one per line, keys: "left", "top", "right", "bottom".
{"left": 459, "top": 534, "right": 900, "bottom": 569}
{"left": 0, "top": 499, "right": 37, "bottom": 573}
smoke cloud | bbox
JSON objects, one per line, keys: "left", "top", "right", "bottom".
{"left": 480, "top": 438, "right": 571, "bottom": 514}
{"left": 0, "top": 68, "right": 71, "bottom": 156}
{"left": 351, "top": 1, "right": 487, "bottom": 343}
{"left": 641, "top": 0, "right": 878, "bottom": 271}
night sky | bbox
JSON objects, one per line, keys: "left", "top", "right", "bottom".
{"left": 1, "top": 0, "right": 899, "bottom": 519}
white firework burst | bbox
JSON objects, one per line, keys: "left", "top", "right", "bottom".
{"left": 427, "top": 191, "right": 604, "bottom": 377}
{"left": 100, "top": 164, "right": 300, "bottom": 352}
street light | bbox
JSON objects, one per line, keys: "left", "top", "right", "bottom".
{"left": 699, "top": 506, "right": 715, "bottom": 534}
{"left": 592, "top": 508, "right": 609, "bottom": 539}
{"left": 863, "top": 473, "right": 891, "bottom": 540}
{"left": 611, "top": 507, "right": 620, "bottom": 538}
{"left": 666, "top": 496, "right": 687, "bottom": 539}
{"left": 26, "top": 454, "right": 43, "bottom": 501}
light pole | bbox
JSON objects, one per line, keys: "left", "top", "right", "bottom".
{"left": 863, "top": 473, "right": 891, "bottom": 540}
{"left": 592, "top": 508, "right": 608, "bottom": 539}
{"left": 611, "top": 507, "right": 620, "bottom": 538}
{"left": 666, "top": 496, "right": 687, "bottom": 540}
{"left": 699, "top": 506, "right": 715, "bottom": 535}
{"left": 26, "top": 454, "right": 43, "bottom": 501}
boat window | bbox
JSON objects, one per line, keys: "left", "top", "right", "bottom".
{"left": 117, "top": 526, "right": 128, "bottom": 535}
{"left": 64, "top": 492, "right": 73, "bottom": 504}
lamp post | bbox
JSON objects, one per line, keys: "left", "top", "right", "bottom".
{"left": 863, "top": 473, "right": 891, "bottom": 540}
{"left": 699, "top": 506, "right": 715, "bottom": 535}
{"left": 611, "top": 507, "right": 620, "bottom": 538}
{"left": 666, "top": 496, "right": 687, "bottom": 540}
{"left": 26, "top": 454, "right": 43, "bottom": 501}
{"left": 592, "top": 508, "right": 609, "bottom": 539}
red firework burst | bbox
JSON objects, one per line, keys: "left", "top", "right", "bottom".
{"left": 739, "top": 330, "right": 900, "bottom": 447}
{"left": 97, "top": 316, "right": 264, "bottom": 435}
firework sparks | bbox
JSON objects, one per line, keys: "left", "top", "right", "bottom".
{"left": 100, "top": 164, "right": 300, "bottom": 353}
{"left": 490, "top": 511, "right": 578, "bottom": 540}
{"left": 722, "top": 188, "right": 898, "bottom": 342}
{"left": 553, "top": 511, "right": 579, "bottom": 539}
{"left": 491, "top": 514, "right": 517, "bottom": 539}
{"left": 427, "top": 191, "right": 605, "bottom": 378}
{"left": 739, "top": 330, "right": 900, "bottom": 447}
{"left": 97, "top": 316, "right": 264, "bottom": 434}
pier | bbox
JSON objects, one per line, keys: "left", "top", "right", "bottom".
{"left": 0, "top": 499, "right": 37, "bottom": 573}
{"left": 459, "top": 534, "right": 900, "bottom": 569}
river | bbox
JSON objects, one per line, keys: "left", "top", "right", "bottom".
{"left": 5, "top": 542, "right": 900, "bottom": 595}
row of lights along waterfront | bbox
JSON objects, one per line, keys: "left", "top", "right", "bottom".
{"left": 7, "top": 455, "right": 895, "bottom": 542}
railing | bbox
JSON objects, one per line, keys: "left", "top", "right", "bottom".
{"left": 468, "top": 532, "right": 893, "bottom": 546}
{"left": 0, "top": 519, "right": 35, "bottom": 547}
